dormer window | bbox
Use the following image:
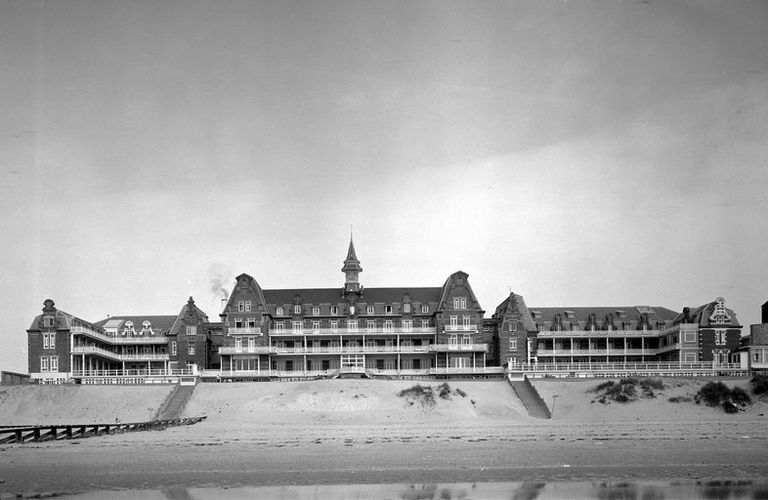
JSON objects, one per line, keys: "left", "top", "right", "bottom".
{"left": 367, "top": 305, "right": 374, "bottom": 315}
{"left": 709, "top": 297, "right": 731, "bottom": 324}
{"left": 531, "top": 311, "right": 541, "bottom": 319}
{"left": 312, "top": 306, "right": 320, "bottom": 316}
{"left": 385, "top": 305, "right": 393, "bottom": 314}
{"left": 141, "top": 321, "right": 153, "bottom": 336}
{"left": 403, "top": 303, "right": 411, "bottom": 313}
{"left": 123, "top": 321, "right": 136, "bottom": 336}
{"left": 616, "top": 310, "right": 626, "bottom": 318}
{"left": 276, "top": 307, "right": 284, "bottom": 316}
{"left": 43, "top": 316, "right": 55, "bottom": 328}
{"left": 564, "top": 311, "right": 575, "bottom": 319}
{"left": 421, "top": 305, "right": 429, "bottom": 314}
{"left": 330, "top": 306, "right": 339, "bottom": 315}
{"left": 186, "top": 325, "right": 197, "bottom": 336}
{"left": 294, "top": 305, "right": 302, "bottom": 314}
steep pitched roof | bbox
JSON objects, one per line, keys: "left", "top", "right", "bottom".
{"left": 528, "top": 306, "right": 679, "bottom": 324}
{"left": 93, "top": 315, "right": 178, "bottom": 332}
{"left": 262, "top": 287, "right": 442, "bottom": 305}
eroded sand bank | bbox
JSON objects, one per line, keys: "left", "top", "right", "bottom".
{"left": 1, "top": 378, "right": 767, "bottom": 497}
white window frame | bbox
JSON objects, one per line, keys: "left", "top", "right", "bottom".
{"left": 421, "top": 319, "right": 429, "bottom": 329}
{"left": 294, "top": 305, "right": 302, "bottom": 314}
{"left": 292, "top": 321, "right": 303, "bottom": 333}
{"left": 247, "top": 317, "right": 256, "bottom": 328}
{"left": 367, "top": 305, "right": 374, "bottom": 315}
{"left": 245, "top": 301, "right": 252, "bottom": 312}
{"left": 714, "top": 329, "right": 727, "bottom": 346}
{"left": 509, "top": 321, "right": 518, "bottom": 332}
{"left": 421, "top": 305, "right": 429, "bottom": 314}
{"left": 367, "top": 320, "right": 376, "bottom": 331}
{"left": 684, "top": 330, "right": 697, "bottom": 343}
{"left": 171, "top": 341, "right": 177, "bottom": 356}
{"left": 276, "top": 307, "right": 284, "bottom": 316}
{"left": 274, "top": 321, "right": 284, "bottom": 332}
{"left": 330, "top": 320, "right": 339, "bottom": 333}
{"left": 312, "top": 321, "right": 320, "bottom": 333}
{"left": 460, "top": 297, "right": 467, "bottom": 309}
{"left": 238, "top": 301, "right": 245, "bottom": 312}
{"left": 385, "top": 305, "right": 393, "bottom": 314}
{"left": 684, "top": 352, "right": 696, "bottom": 363}
{"left": 453, "top": 298, "right": 460, "bottom": 309}
{"left": 348, "top": 320, "right": 358, "bottom": 332}
{"left": 50, "top": 355, "right": 59, "bottom": 372}
{"left": 402, "top": 319, "right": 412, "bottom": 332}
{"left": 330, "top": 306, "right": 338, "bottom": 315}
{"left": 248, "top": 337, "right": 255, "bottom": 349}
{"left": 384, "top": 320, "right": 394, "bottom": 332}
{"left": 186, "top": 326, "right": 197, "bottom": 336}
{"left": 403, "top": 303, "right": 411, "bottom": 313}
{"left": 463, "top": 315, "right": 471, "bottom": 328}
{"left": 40, "top": 356, "right": 49, "bottom": 372}
{"left": 235, "top": 337, "right": 242, "bottom": 350}
{"left": 312, "top": 306, "right": 320, "bottom": 316}
{"left": 509, "top": 338, "right": 517, "bottom": 351}
{"left": 188, "top": 345, "right": 196, "bottom": 356}
{"left": 43, "top": 316, "right": 55, "bottom": 327}
{"left": 450, "top": 315, "right": 458, "bottom": 328}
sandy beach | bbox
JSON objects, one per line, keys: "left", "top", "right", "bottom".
{"left": 2, "top": 377, "right": 768, "bottom": 497}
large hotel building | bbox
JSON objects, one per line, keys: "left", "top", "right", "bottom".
{"left": 27, "top": 239, "right": 744, "bottom": 383}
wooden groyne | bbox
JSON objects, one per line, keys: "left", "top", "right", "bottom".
{"left": 0, "top": 416, "right": 206, "bottom": 444}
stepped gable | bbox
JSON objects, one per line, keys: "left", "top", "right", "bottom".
{"left": 673, "top": 297, "right": 741, "bottom": 327}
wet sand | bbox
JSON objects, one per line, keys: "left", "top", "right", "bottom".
{"left": 2, "top": 378, "right": 767, "bottom": 497}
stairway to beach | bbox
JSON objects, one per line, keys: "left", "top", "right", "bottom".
{"left": 154, "top": 384, "right": 197, "bottom": 421}
{"left": 508, "top": 376, "right": 551, "bottom": 419}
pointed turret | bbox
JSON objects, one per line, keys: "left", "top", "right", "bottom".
{"left": 342, "top": 235, "right": 362, "bottom": 295}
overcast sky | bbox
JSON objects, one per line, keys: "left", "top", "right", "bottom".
{"left": 1, "top": 0, "right": 767, "bottom": 373}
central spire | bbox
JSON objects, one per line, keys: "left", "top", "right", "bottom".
{"left": 342, "top": 234, "right": 362, "bottom": 295}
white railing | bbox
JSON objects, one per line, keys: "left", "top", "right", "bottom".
{"left": 536, "top": 348, "right": 659, "bottom": 356}
{"left": 71, "top": 326, "right": 168, "bottom": 344}
{"left": 430, "top": 366, "right": 504, "bottom": 374}
{"left": 444, "top": 324, "right": 479, "bottom": 333}
{"left": 226, "top": 327, "right": 262, "bottom": 336}
{"left": 535, "top": 329, "right": 662, "bottom": 338}
{"left": 218, "top": 346, "right": 272, "bottom": 355}
{"left": 268, "top": 327, "right": 437, "bottom": 336}
{"left": 429, "top": 344, "right": 488, "bottom": 352}
{"left": 269, "top": 345, "right": 431, "bottom": 355}
{"left": 509, "top": 361, "right": 744, "bottom": 373}
{"left": 72, "top": 345, "right": 169, "bottom": 361}
{"left": 72, "top": 368, "right": 195, "bottom": 377}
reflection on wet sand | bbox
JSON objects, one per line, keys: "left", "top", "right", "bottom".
{"left": 55, "top": 479, "right": 768, "bottom": 500}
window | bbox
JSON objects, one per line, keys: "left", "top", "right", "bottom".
{"left": 312, "top": 307, "right": 320, "bottom": 316}
{"left": 453, "top": 298, "right": 460, "bottom": 309}
{"left": 509, "top": 338, "right": 517, "bottom": 351}
{"left": 276, "top": 307, "right": 284, "bottom": 316}
{"left": 421, "top": 320, "right": 429, "bottom": 329}
{"left": 40, "top": 356, "right": 49, "bottom": 372}
{"left": 463, "top": 315, "right": 471, "bottom": 328}
{"left": 186, "top": 326, "right": 197, "bottom": 336}
{"left": 421, "top": 305, "right": 429, "bottom": 313}
{"left": 330, "top": 306, "right": 338, "bottom": 315}
{"left": 294, "top": 305, "right": 302, "bottom": 314}
{"left": 235, "top": 318, "right": 243, "bottom": 328}
{"left": 141, "top": 321, "right": 153, "bottom": 336}
{"left": 684, "top": 352, "right": 696, "bottom": 363}
{"left": 367, "top": 320, "right": 376, "bottom": 331}
{"left": 43, "top": 333, "right": 55, "bottom": 349}
{"left": 50, "top": 356, "right": 58, "bottom": 372}
{"left": 509, "top": 320, "right": 518, "bottom": 332}
{"left": 245, "top": 301, "right": 252, "bottom": 312}
{"left": 238, "top": 301, "right": 244, "bottom": 312}
{"left": 123, "top": 321, "right": 136, "bottom": 336}
{"left": 171, "top": 342, "right": 177, "bottom": 356}
{"left": 402, "top": 320, "right": 412, "bottom": 332}
{"left": 403, "top": 303, "right": 411, "bottom": 313}
{"left": 330, "top": 320, "right": 339, "bottom": 333}
{"left": 348, "top": 320, "right": 358, "bottom": 332}
{"left": 188, "top": 345, "right": 196, "bottom": 356}
{"left": 43, "top": 316, "right": 55, "bottom": 328}
{"left": 384, "top": 320, "right": 394, "bottom": 332}
{"left": 248, "top": 337, "right": 255, "bottom": 349}
{"left": 292, "top": 321, "right": 303, "bottom": 333}
{"left": 247, "top": 318, "right": 256, "bottom": 328}
{"left": 684, "top": 330, "right": 697, "bottom": 343}
{"left": 312, "top": 321, "right": 320, "bottom": 332}
{"left": 385, "top": 305, "right": 393, "bottom": 314}
{"left": 274, "top": 321, "right": 284, "bottom": 332}
{"left": 235, "top": 337, "right": 242, "bottom": 349}
{"left": 714, "top": 329, "right": 727, "bottom": 346}
{"left": 367, "top": 305, "right": 374, "bottom": 315}
{"left": 460, "top": 298, "right": 467, "bottom": 309}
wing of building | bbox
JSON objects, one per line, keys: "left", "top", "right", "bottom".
{"left": 26, "top": 238, "right": 745, "bottom": 383}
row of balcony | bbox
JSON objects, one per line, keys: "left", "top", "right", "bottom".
{"left": 265, "top": 326, "right": 447, "bottom": 336}
{"left": 219, "top": 343, "right": 489, "bottom": 355}
{"left": 536, "top": 329, "right": 669, "bottom": 339}
{"left": 199, "top": 366, "right": 504, "bottom": 378}
{"left": 510, "top": 361, "right": 742, "bottom": 372}
{"left": 71, "top": 345, "right": 169, "bottom": 361}
{"left": 71, "top": 326, "right": 169, "bottom": 344}
{"left": 535, "top": 344, "right": 682, "bottom": 357}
